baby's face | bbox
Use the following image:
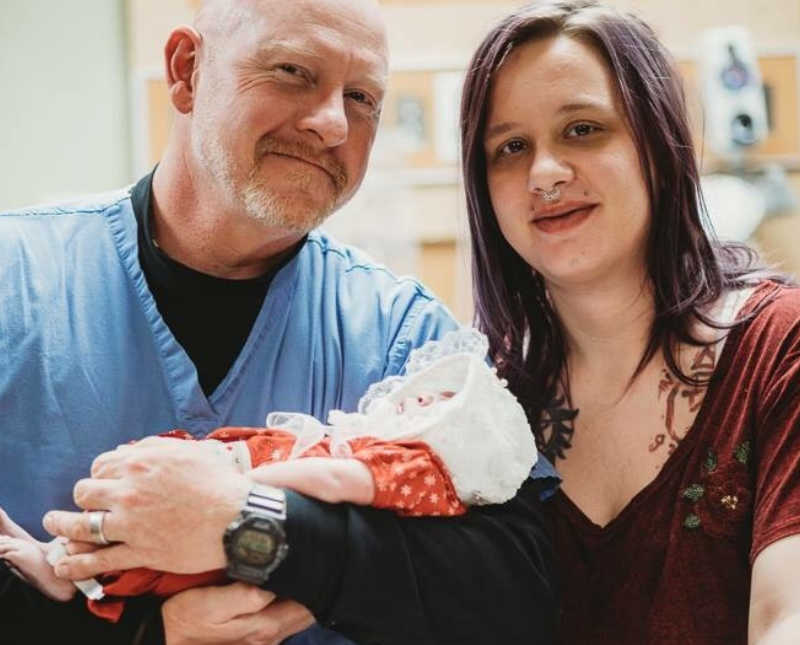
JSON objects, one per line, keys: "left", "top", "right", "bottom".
{"left": 394, "top": 390, "right": 455, "bottom": 416}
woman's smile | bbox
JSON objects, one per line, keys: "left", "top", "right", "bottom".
{"left": 531, "top": 202, "right": 598, "bottom": 234}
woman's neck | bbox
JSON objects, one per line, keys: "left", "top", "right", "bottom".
{"left": 548, "top": 272, "right": 656, "bottom": 381}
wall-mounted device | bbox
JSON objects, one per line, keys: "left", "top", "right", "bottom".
{"left": 700, "top": 26, "right": 769, "bottom": 159}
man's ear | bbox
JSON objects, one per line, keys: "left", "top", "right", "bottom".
{"left": 164, "top": 26, "right": 203, "bottom": 114}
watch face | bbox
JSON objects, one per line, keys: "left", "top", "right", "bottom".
{"left": 234, "top": 527, "right": 276, "bottom": 567}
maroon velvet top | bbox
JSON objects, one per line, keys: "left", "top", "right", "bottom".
{"left": 548, "top": 283, "right": 800, "bottom": 644}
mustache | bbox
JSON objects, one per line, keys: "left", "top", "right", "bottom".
{"left": 255, "top": 136, "right": 348, "bottom": 193}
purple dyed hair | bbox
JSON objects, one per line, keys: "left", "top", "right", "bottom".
{"left": 460, "top": 0, "right": 790, "bottom": 442}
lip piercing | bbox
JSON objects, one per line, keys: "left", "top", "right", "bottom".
{"left": 537, "top": 186, "right": 561, "bottom": 203}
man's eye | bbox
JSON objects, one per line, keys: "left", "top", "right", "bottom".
{"left": 277, "top": 64, "right": 305, "bottom": 78}
{"left": 346, "top": 90, "right": 376, "bottom": 109}
{"left": 565, "top": 123, "right": 599, "bottom": 138}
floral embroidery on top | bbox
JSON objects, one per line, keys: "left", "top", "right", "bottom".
{"left": 681, "top": 442, "right": 753, "bottom": 536}
{"left": 705, "top": 448, "right": 718, "bottom": 474}
{"left": 682, "top": 484, "right": 705, "bottom": 503}
{"left": 683, "top": 514, "right": 702, "bottom": 530}
{"left": 735, "top": 441, "right": 751, "bottom": 465}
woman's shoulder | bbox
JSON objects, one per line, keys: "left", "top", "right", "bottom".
{"left": 737, "top": 281, "right": 800, "bottom": 335}
{"left": 722, "top": 281, "right": 800, "bottom": 374}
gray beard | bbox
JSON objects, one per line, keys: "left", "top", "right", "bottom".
{"left": 241, "top": 165, "right": 335, "bottom": 233}
{"left": 194, "top": 126, "right": 336, "bottom": 234}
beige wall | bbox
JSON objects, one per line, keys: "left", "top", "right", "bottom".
{"left": 380, "top": 0, "right": 800, "bottom": 64}
{"left": 126, "top": 0, "right": 194, "bottom": 70}
{"left": 754, "top": 173, "right": 800, "bottom": 275}
{"left": 0, "top": 0, "right": 131, "bottom": 210}
{"left": 603, "top": 0, "right": 800, "bottom": 55}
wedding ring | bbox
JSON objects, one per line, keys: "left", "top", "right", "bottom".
{"left": 88, "top": 510, "right": 110, "bottom": 545}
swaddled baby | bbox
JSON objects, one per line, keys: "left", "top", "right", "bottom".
{"left": 0, "top": 329, "right": 537, "bottom": 621}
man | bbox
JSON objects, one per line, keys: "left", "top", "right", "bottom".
{"left": 0, "top": 0, "right": 557, "bottom": 643}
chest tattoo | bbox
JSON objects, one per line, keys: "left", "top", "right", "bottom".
{"left": 539, "top": 395, "right": 579, "bottom": 463}
{"left": 650, "top": 345, "right": 717, "bottom": 454}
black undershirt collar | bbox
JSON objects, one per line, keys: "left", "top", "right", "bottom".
{"left": 130, "top": 169, "right": 302, "bottom": 396}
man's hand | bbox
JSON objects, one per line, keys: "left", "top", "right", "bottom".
{"left": 163, "top": 583, "right": 315, "bottom": 645}
{"left": 41, "top": 437, "right": 252, "bottom": 579}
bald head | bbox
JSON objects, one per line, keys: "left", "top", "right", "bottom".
{"left": 194, "top": 0, "right": 388, "bottom": 66}
{"left": 193, "top": 0, "right": 253, "bottom": 43}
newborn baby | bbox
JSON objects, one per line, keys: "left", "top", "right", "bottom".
{"left": 0, "top": 329, "right": 537, "bottom": 621}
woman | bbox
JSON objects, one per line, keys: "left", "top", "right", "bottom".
{"left": 461, "top": 1, "right": 800, "bottom": 643}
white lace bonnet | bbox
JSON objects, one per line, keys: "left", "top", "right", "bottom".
{"left": 267, "top": 328, "right": 538, "bottom": 506}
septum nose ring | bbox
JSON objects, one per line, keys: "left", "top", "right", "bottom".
{"left": 536, "top": 186, "right": 561, "bottom": 203}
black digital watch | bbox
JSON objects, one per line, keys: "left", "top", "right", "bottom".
{"left": 223, "top": 484, "right": 289, "bottom": 586}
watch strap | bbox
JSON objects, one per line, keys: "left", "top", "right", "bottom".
{"left": 224, "top": 483, "right": 289, "bottom": 586}
{"left": 245, "top": 483, "right": 287, "bottom": 521}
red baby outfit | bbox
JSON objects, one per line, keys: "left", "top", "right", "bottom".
{"left": 89, "top": 426, "right": 465, "bottom": 621}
